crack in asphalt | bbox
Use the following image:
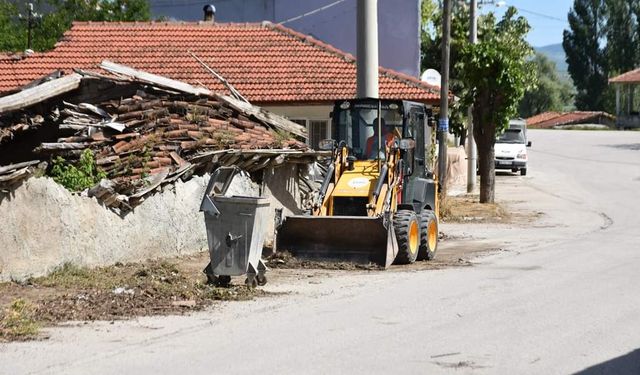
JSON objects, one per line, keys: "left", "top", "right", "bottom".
{"left": 599, "top": 212, "right": 614, "bottom": 230}
{"left": 524, "top": 180, "right": 614, "bottom": 232}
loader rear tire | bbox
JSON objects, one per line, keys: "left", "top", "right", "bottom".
{"left": 417, "top": 210, "right": 438, "bottom": 261}
{"left": 393, "top": 210, "right": 420, "bottom": 265}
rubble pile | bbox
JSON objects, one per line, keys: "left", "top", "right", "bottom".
{"left": 0, "top": 160, "right": 45, "bottom": 193}
{"left": 47, "top": 90, "right": 310, "bottom": 210}
{"left": 0, "top": 66, "right": 317, "bottom": 211}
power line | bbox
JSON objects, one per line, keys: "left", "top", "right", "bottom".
{"left": 477, "top": 3, "right": 567, "bottom": 23}
{"left": 152, "top": 1, "right": 212, "bottom": 9}
{"left": 151, "top": 0, "right": 233, "bottom": 9}
{"left": 278, "top": 0, "right": 351, "bottom": 25}
{"left": 306, "top": 1, "right": 356, "bottom": 30}
{"left": 517, "top": 7, "right": 566, "bottom": 23}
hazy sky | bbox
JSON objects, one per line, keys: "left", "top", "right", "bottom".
{"left": 481, "top": 0, "right": 574, "bottom": 47}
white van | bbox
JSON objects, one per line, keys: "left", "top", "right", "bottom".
{"left": 494, "top": 119, "right": 531, "bottom": 176}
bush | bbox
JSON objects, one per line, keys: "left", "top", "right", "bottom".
{"left": 50, "top": 149, "right": 107, "bottom": 191}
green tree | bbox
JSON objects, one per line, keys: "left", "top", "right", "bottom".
{"left": 605, "top": 0, "right": 637, "bottom": 75}
{"left": 518, "top": 53, "right": 574, "bottom": 117}
{"left": 563, "top": 0, "right": 608, "bottom": 110}
{"left": 0, "top": 1, "right": 24, "bottom": 51}
{"left": 458, "top": 7, "right": 535, "bottom": 203}
{"left": 0, "top": 0, "right": 150, "bottom": 53}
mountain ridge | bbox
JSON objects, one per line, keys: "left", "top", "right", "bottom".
{"left": 535, "top": 43, "right": 569, "bottom": 80}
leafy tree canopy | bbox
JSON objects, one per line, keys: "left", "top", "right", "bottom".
{"left": 518, "top": 53, "right": 575, "bottom": 118}
{"left": 562, "top": 0, "right": 640, "bottom": 112}
{"left": 457, "top": 7, "right": 535, "bottom": 203}
{"left": 0, "top": 0, "right": 150, "bottom": 52}
{"left": 563, "top": 0, "right": 608, "bottom": 110}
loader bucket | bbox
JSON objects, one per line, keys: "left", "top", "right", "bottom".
{"left": 275, "top": 216, "right": 398, "bottom": 269}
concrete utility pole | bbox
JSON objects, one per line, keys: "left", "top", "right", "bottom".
{"left": 356, "top": 0, "right": 379, "bottom": 98}
{"left": 438, "top": 0, "right": 452, "bottom": 193}
{"left": 27, "top": 3, "right": 34, "bottom": 50}
{"left": 466, "top": 0, "right": 478, "bottom": 193}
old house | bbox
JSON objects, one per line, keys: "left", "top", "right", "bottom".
{"left": 149, "top": 0, "right": 423, "bottom": 77}
{"left": 526, "top": 111, "right": 616, "bottom": 129}
{"left": 609, "top": 69, "right": 640, "bottom": 129}
{"left": 0, "top": 63, "right": 319, "bottom": 281}
{"left": 0, "top": 21, "right": 440, "bottom": 149}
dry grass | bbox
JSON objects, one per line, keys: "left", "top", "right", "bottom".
{"left": 0, "top": 299, "right": 40, "bottom": 342}
{"left": 440, "top": 194, "right": 510, "bottom": 223}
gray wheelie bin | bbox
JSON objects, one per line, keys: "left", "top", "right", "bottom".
{"left": 200, "top": 167, "right": 270, "bottom": 287}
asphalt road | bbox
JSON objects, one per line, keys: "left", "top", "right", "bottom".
{"left": 2, "top": 129, "right": 640, "bottom": 374}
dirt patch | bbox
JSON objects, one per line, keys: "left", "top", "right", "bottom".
{"left": 441, "top": 194, "right": 510, "bottom": 223}
{"left": 266, "top": 251, "right": 383, "bottom": 271}
{"left": 267, "top": 231, "right": 499, "bottom": 273}
{"left": 0, "top": 252, "right": 268, "bottom": 342}
{"left": 399, "top": 240, "right": 502, "bottom": 272}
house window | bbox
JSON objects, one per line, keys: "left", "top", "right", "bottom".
{"left": 309, "top": 120, "right": 329, "bottom": 150}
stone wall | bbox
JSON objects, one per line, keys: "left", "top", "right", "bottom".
{"left": 0, "top": 176, "right": 209, "bottom": 281}
{"left": 0, "top": 164, "right": 306, "bottom": 281}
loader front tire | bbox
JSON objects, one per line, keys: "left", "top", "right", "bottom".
{"left": 393, "top": 210, "right": 420, "bottom": 264}
{"left": 417, "top": 210, "right": 438, "bottom": 261}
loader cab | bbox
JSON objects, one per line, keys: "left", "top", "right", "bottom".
{"left": 331, "top": 99, "right": 404, "bottom": 161}
{"left": 331, "top": 98, "right": 433, "bottom": 176}
{"left": 330, "top": 98, "right": 437, "bottom": 214}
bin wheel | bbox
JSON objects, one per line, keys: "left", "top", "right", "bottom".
{"left": 245, "top": 276, "right": 258, "bottom": 288}
{"left": 216, "top": 275, "right": 231, "bottom": 287}
{"left": 256, "top": 274, "right": 267, "bottom": 286}
{"left": 206, "top": 274, "right": 217, "bottom": 285}
{"left": 203, "top": 262, "right": 217, "bottom": 284}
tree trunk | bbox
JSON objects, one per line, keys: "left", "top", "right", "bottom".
{"left": 472, "top": 101, "right": 496, "bottom": 203}
{"left": 477, "top": 142, "right": 495, "bottom": 203}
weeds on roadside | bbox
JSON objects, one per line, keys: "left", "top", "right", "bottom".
{"left": 0, "top": 299, "right": 39, "bottom": 341}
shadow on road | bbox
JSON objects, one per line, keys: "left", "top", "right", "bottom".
{"left": 603, "top": 143, "right": 640, "bottom": 151}
{"left": 573, "top": 349, "right": 640, "bottom": 375}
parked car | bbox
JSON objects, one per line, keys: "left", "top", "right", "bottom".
{"left": 494, "top": 120, "right": 531, "bottom": 176}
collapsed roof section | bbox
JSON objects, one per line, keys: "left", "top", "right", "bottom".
{"left": 0, "top": 63, "right": 319, "bottom": 212}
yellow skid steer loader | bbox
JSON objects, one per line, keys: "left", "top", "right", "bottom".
{"left": 275, "top": 98, "right": 439, "bottom": 268}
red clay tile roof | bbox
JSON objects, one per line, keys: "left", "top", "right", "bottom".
{"left": 0, "top": 21, "right": 440, "bottom": 104}
{"left": 528, "top": 111, "right": 615, "bottom": 129}
{"left": 609, "top": 68, "right": 640, "bottom": 84}
{"left": 526, "top": 112, "right": 562, "bottom": 126}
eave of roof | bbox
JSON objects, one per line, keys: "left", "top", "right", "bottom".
{"left": 0, "top": 21, "right": 443, "bottom": 104}
{"left": 609, "top": 68, "right": 640, "bottom": 84}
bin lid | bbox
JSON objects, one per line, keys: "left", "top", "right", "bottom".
{"left": 213, "top": 195, "right": 270, "bottom": 206}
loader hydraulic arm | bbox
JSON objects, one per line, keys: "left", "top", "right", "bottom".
{"left": 313, "top": 142, "right": 348, "bottom": 216}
